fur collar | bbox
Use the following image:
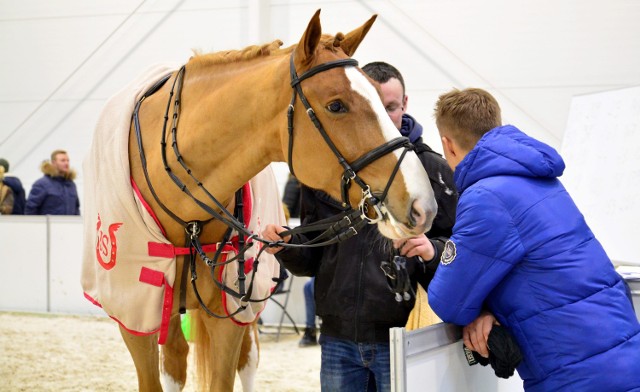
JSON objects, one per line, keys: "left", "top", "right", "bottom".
{"left": 40, "top": 160, "right": 77, "bottom": 181}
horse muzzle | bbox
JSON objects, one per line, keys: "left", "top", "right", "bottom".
{"left": 375, "top": 196, "right": 437, "bottom": 239}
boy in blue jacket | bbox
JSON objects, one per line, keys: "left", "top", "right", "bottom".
{"left": 427, "top": 87, "right": 640, "bottom": 391}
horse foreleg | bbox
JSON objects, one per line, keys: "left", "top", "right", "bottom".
{"left": 160, "top": 314, "right": 190, "bottom": 391}
{"left": 237, "top": 322, "right": 260, "bottom": 392}
{"left": 197, "top": 316, "right": 247, "bottom": 391}
{"left": 119, "top": 326, "right": 162, "bottom": 392}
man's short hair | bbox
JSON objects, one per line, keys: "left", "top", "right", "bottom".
{"left": 0, "top": 158, "right": 8, "bottom": 172}
{"left": 434, "top": 88, "right": 502, "bottom": 151}
{"left": 362, "top": 61, "right": 406, "bottom": 96}
{"left": 50, "top": 149, "right": 68, "bottom": 162}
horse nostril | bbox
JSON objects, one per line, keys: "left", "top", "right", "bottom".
{"left": 409, "top": 200, "right": 425, "bottom": 229}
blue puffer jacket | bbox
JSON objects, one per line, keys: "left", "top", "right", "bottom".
{"left": 25, "top": 163, "right": 79, "bottom": 215}
{"left": 428, "top": 125, "right": 640, "bottom": 391}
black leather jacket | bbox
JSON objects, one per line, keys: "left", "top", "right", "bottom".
{"left": 275, "top": 140, "right": 457, "bottom": 342}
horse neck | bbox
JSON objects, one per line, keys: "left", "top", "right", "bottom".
{"left": 179, "top": 56, "right": 289, "bottom": 191}
{"left": 134, "top": 56, "right": 290, "bottom": 241}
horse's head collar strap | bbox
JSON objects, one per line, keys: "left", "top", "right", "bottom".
{"left": 287, "top": 54, "right": 412, "bottom": 223}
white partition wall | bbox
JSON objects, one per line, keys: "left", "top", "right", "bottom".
{"left": 390, "top": 324, "right": 524, "bottom": 392}
{"left": 0, "top": 216, "right": 49, "bottom": 312}
{"left": 0, "top": 216, "right": 101, "bottom": 315}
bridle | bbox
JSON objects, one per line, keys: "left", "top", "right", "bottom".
{"left": 286, "top": 54, "right": 413, "bottom": 225}
{"left": 131, "top": 52, "right": 414, "bottom": 319}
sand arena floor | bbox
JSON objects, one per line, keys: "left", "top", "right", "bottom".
{"left": 0, "top": 312, "right": 320, "bottom": 391}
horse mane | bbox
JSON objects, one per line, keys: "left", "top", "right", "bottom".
{"left": 190, "top": 39, "right": 286, "bottom": 66}
{"left": 189, "top": 32, "right": 348, "bottom": 68}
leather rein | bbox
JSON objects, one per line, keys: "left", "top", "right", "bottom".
{"left": 132, "top": 52, "right": 413, "bottom": 319}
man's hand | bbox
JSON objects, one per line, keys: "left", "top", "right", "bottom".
{"left": 392, "top": 235, "right": 435, "bottom": 261}
{"left": 463, "top": 311, "right": 499, "bottom": 358}
{"left": 261, "top": 224, "right": 291, "bottom": 254}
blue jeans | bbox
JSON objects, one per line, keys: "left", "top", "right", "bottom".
{"left": 319, "top": 335, "right": 391, "bottom": 392}
{"left": 304, "top": 277, "right": 316, "bottom": 328}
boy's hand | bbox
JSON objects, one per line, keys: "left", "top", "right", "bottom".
{"left": 463, "top": 311, "right": 499, "bottom": 358}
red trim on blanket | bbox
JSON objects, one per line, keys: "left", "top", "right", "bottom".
{"left": 158, "top": 279, "right": 173, "bottom": 345}
{"left": 84, "top": 270, "right": 173, "bottom": 345}
{"left": 84, "top": 292, "right": 103, "bottom": 308}
{"left": 131, "top": 177, "right": 167, "bottom": 237}
{"left": 147, "top": 242, "right": 236, "bottom": 258}
{"left": 137, "top": 267, "right": 173, "bottom": 344}
{"left": 84, "top": 291, "right": 162, "bottom": 337}
{"left": 139, "top": 266, "right": 164, "bottom": 287}
{"left": 242, "top": 182, "right": 252, "bottom": 226}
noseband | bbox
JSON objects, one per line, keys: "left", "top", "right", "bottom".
{"left": 287, "top": 54, "right": 413, "bottom": 223}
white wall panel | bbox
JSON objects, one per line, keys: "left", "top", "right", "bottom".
{"left": 48, "top": 217, "right": 98, "bottom": 314}
{"left": 0, "top": 216, "right": 48, "bottom": 312}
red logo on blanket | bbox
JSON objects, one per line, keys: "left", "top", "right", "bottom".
{"left": 95, "top": 214, "right": 123, "bottom": 270}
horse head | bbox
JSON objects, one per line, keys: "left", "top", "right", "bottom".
{"left": 285, "top": 10, "right": 437, "bottom": 239}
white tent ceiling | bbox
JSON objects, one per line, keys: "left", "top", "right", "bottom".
{"left": 1, "top": 0, "right": 639, "bottom": 199}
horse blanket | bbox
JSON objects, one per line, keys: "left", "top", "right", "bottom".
{"left": 81, "top": 64, "right": 285, "bottom": 343}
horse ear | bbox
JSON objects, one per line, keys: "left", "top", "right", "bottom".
{"left": 295, "top": 9, "right": 322, "bottom": 65}
{"left": 340, "top": 14, "right": 377, "bottom": 57}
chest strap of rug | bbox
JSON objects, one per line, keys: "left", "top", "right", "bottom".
{"left": 147, "top": 236, "right": 237, "bottom": 315}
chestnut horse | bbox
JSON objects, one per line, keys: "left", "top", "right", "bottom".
{"left": 123, "top": 9, "right": 436, "bottom": 391}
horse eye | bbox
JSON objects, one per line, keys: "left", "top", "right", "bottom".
{"left": 326, "top": 100, "right": 347, "bottom": 113}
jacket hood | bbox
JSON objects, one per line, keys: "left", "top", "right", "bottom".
{"left": 400, "top": 114, "right": 423, "bottom": 143}
{"left": 454, "top": 125, "right": 565, "bottom": 192}
{"left": 40, "top": 160, "right": 77, "bottom": 181}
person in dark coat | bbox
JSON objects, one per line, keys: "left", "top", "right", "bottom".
{"left": 0, "top": 158, "right": 26, "bottom": 214}
{"left": 282, "top": 174, "right": 301, "bottom": 220}
{"left": 263, "top": 62, "right": 458, "bottom": 391}
{"left": 25, "top": 150, "right": 80, "bottom": 215}
{"left": 428, "top": 87, "right": 640, "bottom": 392}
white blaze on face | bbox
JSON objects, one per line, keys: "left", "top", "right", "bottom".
{"left": 344, "top": 67, "right": 435, "bottom": 234}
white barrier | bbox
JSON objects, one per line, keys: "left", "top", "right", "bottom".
{"left": 0, "top": 215, "right": 307, "bottom": 325}
{"left": 0, "top": 215, "right": 99, "bottom": 314}
{"left": 390, "top": 323, "right": 524, "bottom": 392}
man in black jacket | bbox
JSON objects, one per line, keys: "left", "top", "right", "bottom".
{"left": 263, "top": 62, "right": 457, "bottom": 391}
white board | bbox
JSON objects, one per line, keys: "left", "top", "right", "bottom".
{"left": 560, "top": 86, "right": 640, "bottom": 266}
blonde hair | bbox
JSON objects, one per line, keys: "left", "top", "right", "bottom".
{"left": 50, "top": 149, "right": 68, "bottom": 162}
{"left": 434, "top": 88, "right": 502, "bottom": 151}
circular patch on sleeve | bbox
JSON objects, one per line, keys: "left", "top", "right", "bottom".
{"left": 441, "top": 240, "right": 457, "bottom": 265}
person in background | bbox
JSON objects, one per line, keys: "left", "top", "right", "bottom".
{"left": 0, "top": 164, "right": 15, "bottom": 214}
{"left": 428, "top": 87, "right": 640, "bottom": 392}
{"left": 25, "top": 150, "right": 80, "bottom": 215}
{"left": 263, "top": 62, "right": 457, "bottom": 391}
{"left": 0, "top": 158, "right": 26, "bottom": 215}
{"left": 298, "top": 277, "right": 318, "bottom": 347}
{"left": 282, "top": 174, "right": 301, "bottom": 221}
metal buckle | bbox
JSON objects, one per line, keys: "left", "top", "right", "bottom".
{"left": 185, "top": 221, "right": 201, "bottom": 237}
{"left": 358, "top": 187, "right": 386, "bottom": 224}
